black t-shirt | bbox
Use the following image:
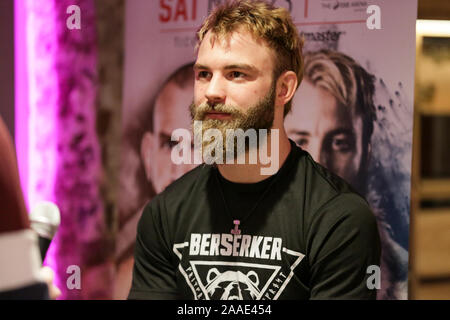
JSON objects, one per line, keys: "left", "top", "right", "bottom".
{"left": 215, "top": 162, "right": 278, "bottom": 222}
{"left": 128, "top": 141, "right": 381, "bottom": 300}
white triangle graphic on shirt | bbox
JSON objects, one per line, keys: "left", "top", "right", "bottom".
{"left": 173, "top": 242, "right": 306, "bottom": 300}
{"left": 190, "top": 260, "right": 281, "bottom": 300}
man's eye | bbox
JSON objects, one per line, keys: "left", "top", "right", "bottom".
{"left": 331, "top": 134, "right": 354, "bottom": 152}
{"left": 197, "top": 71, "right": 210, "bottom": 79}
{"left": 296, "top": 137, "right": 308, "bottom": 148}
{"left": 229, "top": 71, "right": 245, "bottom": 79}
{"left": 162, "top": 139, "right": 178, "bottom": 150}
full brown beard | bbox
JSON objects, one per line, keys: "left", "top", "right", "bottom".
{"left": 190, "top": 84, "right": 276, "bottom": 160}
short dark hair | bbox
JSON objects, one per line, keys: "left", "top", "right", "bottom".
{"left": 197, "top": 0, "right": 304, "bottom": 116}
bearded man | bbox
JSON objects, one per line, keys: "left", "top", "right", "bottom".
{"left": 128, "top": 0, "right": 380, "bottom": 300}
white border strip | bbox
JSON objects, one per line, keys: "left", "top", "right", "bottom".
{"left": 0, "top": 229, "right": 43, "bottom": 291}
{"left": 417, "top": 20, "right": 450, "bottom": 37}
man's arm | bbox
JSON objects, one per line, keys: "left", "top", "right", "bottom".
{"left": 307, "top": 193, "right": 381, "bottom": 299}
{"left": 128, "top": 199, "right": 179, "bottom": 300}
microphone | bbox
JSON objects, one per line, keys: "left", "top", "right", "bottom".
{"left": 29, "top": 202, "right": 60, "bottom": 262}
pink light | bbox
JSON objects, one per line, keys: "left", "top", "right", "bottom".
{"left": 14, "top": 0, "right": 108, "bottom": 299}
{"left": 15, "top": 0, "right": 60, "bottom": 210}
{"left": 15, "top": 0, "right": 29, "bottom": 210}
{"left": 15, "top": 0, "right": 61, "bottom": 292}
{"left": 26, "top": 0, "right": 60, "bottom": 208}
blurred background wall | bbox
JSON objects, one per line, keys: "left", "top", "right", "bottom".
{"left": 410, "top": 0, "right": 450, "bottom": 300}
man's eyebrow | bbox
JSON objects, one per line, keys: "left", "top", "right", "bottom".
{"left": 193, "top": 64, "right": 209, "bottom": 70}
{"left": 291, "top": 128, "right": 354, "bottom": 136}
{"left": 291, "top": 130, "right": 310, "bottom": 136}
{"left": 159, "top": 132, "right": 172, "bottom": 141}
{"left": 327, "top": 128, "right": 354, "bottom": 137}
{"left": 193, "top": 63, "right": 258, "bottom": 72}
{"left": 223, "top": 64, "right": 257, "bottom": 72}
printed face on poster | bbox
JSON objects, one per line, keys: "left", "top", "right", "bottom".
{"left": 117, "top": 0, "right": 416, "bottom": 300}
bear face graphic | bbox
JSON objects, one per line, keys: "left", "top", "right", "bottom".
{"left": 205, "top": 268, "right": 261, "bottom": 300}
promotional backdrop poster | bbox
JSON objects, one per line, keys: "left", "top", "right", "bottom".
{"left": 117, "top": 0, "right": 417, "bottom": 300}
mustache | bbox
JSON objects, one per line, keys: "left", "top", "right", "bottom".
{"left": 190, "top": 102, "right": 245, "bottom": 120}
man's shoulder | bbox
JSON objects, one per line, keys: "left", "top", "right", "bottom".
{"left": 298, "top": 149, "right": 370, "bottom": 216}
{"left": 303, "top": 152, "right": 356, "bottom": 195}
{"left": 298, "top": 152, "right": 379, "bottom": 252}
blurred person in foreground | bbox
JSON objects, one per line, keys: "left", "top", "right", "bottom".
{"left": 128, "top": 0, "right": 380, "bottom": 300}
{"left": 0, "top": 116, "right": 60, "bottom": 299}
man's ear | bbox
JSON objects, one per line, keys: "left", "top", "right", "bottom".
{"left": 140, "top": 132, "right": 155, "bottom": 181}
{"left": 275, "top": 70, "right": 298, "bottom": 109}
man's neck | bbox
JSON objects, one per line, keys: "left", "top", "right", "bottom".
{"left": 217, "top": 128, "right": 291, "bottom": 183}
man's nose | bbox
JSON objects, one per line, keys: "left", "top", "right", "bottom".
{"left": 205, "top": 75, "right": 226, "bottom": 104}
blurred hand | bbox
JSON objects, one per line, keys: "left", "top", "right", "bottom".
{"left": 40, "top": 266, "right": 61, "bottom": 299}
